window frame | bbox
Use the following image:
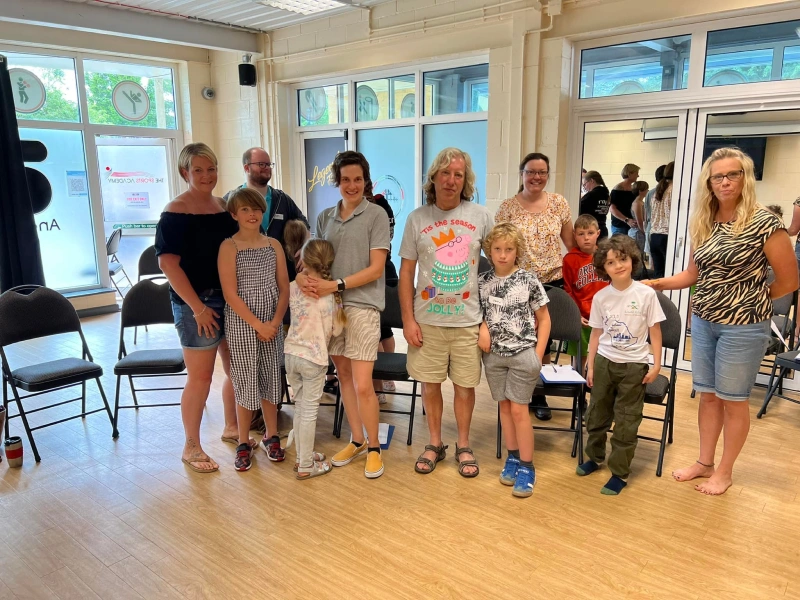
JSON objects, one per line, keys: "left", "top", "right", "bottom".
{"left": 1, "top": 43, "right": 184, "bottom": 293}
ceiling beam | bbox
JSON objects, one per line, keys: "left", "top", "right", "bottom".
{"left": 0, "top": 0, "right": 260, "bottom": 53}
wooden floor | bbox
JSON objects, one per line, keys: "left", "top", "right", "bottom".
{"left": 2, "top": 312, "right": 800, "bottom": 599}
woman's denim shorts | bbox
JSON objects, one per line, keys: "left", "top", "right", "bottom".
{"left": 691, "top": 314, "right": 771, "bottom": 401}
{"left": 171, "top": 290, "right": 226, "bottom": 350}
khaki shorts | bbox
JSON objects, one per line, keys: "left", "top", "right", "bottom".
{"left": 406, "top": 324, "right": 482, "bottom": 387}
{"left": 329, "top": 306, "right": 381, "bottom": 362}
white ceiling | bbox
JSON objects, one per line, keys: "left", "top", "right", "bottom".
{"left": 60, "top": 0, "right": 393, "bottom": 32}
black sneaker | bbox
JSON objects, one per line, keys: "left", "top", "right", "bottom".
{"left": 323, "top": 377, "right": 339, "bottom": 395}
{"left": 529, "top": 394, "right": 552, "bottom": 421}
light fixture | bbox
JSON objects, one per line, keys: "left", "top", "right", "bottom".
{"left": 263, "top": 0, "right": 345, "bottom": 15}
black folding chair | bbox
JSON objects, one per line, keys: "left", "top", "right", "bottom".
{"left": 0, "top": 285, "right": 114, "bottom": 462}
{"left": 637, "top": 291, "right": 681, "bottom": 476}
{"left": 112, "top": 280, "right": 186, "bottom": 437}
{"left": 757, "top": 338, "right": 800, "bottom": 417}
{"left": 134, "top": 244, "right": 166, "bottom": 344}
{"left": 757, "top": 288, "right": 800, "bottom": 419}
{"left": 496, "top": 286, "right": 584, "bottom": 463}
{"left": 334, "top": 286, "right": 419, "bottom": 445}
{"left": 107, "top": 229, "right": 133, "bottom": 297}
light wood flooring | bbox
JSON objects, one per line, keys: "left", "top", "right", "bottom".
{"left": 2, "top": 312, "right": 800, "bottom": 599}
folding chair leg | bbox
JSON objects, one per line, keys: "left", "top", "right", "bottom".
{"left": 3, "top": 377, "right": 9, "bottom": 439}
{"left": 134, "top": 326, "right": 138, "bottom": 345}
{"left": 496, "top": 403, "right": 502, "bottom": 459}
{"left": 113, "top": 376, "right": 122, "bottom": 438}
{"left": 81, "top": 381, "right": 87, "bottom": 415}
{"left": 656, "top": 400, "right": 672, "bottom": 477}
{"left": 333, "top": 391, "right": 341, "bottom": 438}
{"left": 128, "top": 375, "right": 139, "bottom": 407}
{"left": 407, "top": 380, "right": 417, "bottom": 446}
{"left": 757, "top": 367, "right": 787, "bottom": 419}
{"left": 9, "top": 384, "right": 40, "bottom": 462}
{"left": 95, "top": 378, "right": 115, "bottom": 433}
{"left": 335, "top": 387, "right": 344, "bottom": 438}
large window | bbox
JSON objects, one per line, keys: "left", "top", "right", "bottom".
{"left": 705, "top": 20, "right": 800, "bottom": 86}
{"left": 580, "top": 35, "right": 691, "bottom": 99}
{"left": 298, "top": 83, "right": 348, "bottom": 126}
{"left": 423, "top": 64, "right": 489, "bottom": 116}
{"left": 5, "top": 47, "right": 181, "bottom": 292}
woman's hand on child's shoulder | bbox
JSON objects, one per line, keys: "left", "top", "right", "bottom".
{"left": 641, "top": 279, "right": 662, "bottom": 291}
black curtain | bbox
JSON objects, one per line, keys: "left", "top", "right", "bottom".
{"left": 0, "top": 54, "right": 46, "bottom": 292}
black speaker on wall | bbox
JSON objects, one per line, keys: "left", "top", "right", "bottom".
{"left": 239, "top": 63, "right": 256, "bottom": 87}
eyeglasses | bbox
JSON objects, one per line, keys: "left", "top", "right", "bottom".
{"left": 247, "top": 162, "right": 276, "bottom": 169}
{"left": 708, "top": 170, "right": 743, "bottom": 184}
{"left": 521, "top": 169, "right": 549, "bottom": 178}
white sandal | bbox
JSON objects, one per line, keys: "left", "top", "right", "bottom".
{"left": 294, "top": 452, "right": 326, "bottom": 472}
{"left": 296, "top": 459, "right": 332, "bottom": 480}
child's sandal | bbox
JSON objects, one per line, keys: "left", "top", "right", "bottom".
{"left": 414, "top": 443, "right": 448, "bottom": 474}
{"left": 294, "top": 452, "right": 326, "bottom": 472}
{"left": 296, "top": 459, "right": 332, "bottom": 480}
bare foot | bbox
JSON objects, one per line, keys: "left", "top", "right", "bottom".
{"left": 695, "top": 472, "right": 732, "bottom": 495}
{"left": 672, "top": 461, "right": 714, "bottom": 482}
{"left": 220, "top": 426, "right": 240, "bottom": 440}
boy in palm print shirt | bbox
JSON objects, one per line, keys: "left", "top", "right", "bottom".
{"left": 478, "top": 223, "right": 551, "bottom": 498}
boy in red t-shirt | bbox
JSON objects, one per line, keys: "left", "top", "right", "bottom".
{"left": 563, "top": 214, "right": 608, "bottom": 373}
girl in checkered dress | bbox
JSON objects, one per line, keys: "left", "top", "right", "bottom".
{"left": 219, "top": 188, "right": 289, "bottom": 472}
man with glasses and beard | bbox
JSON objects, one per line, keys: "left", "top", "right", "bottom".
{"left": 226, "top": 147, "right": 310, "bottom": 281}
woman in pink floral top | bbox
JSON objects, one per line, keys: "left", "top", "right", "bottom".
{"left": 495, "top": 153, "right": 574, "bottom": 286}
{"left": 495, "top": 152, "right": 574, "bottom": 420}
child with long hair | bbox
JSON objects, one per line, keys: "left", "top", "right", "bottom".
{"left": 283, "top": 219, "right": 311, "bottom": 273}
{"left": 218, "top": 188, "right": 289, "bottom": 472}
{"left": 285, "top": 239, "right": 346, "bottom": 479}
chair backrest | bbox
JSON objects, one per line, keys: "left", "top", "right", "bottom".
{"left": 544, "top": 286, "right": 581, "bottom": 343}
{"left": 106, "top": 228, "right": 122, "bottom": 256}
{"left": 120, "top": 279, "right": 175, "bottom": 329}
{"left": 478, "top": 255, "right": 492, "bottom": 276}
{"left": 381, "top": 285, "right": 403, "bottom": 330}
{"left": 0, "top": 286, "right": 82, "bottom": 347}
{"left": 654, "top": 291, "right": 682, "bottom": 351}
{"left": 137, "top": 245, "right": 163, "bottom": 279}
{"left": 773, "top": 289, "right": 797, "bottom": 319}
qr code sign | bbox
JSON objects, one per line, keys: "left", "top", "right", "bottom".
{"left": 66, "top": 171, "right": 88, "bottom": 197}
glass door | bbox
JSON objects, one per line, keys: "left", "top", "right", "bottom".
{"left": 678, "top": 108, "right": 800, "bottom": 388}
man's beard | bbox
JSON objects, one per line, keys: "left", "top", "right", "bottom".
{"left": 250, "top": 174, "right": 270, "bottom": 187}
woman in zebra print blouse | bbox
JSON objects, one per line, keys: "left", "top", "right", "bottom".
{"left": 648, "top": 147, "right": 797, "bottom": 496}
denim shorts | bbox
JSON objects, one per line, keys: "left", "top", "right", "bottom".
{"left": 691, "top": 314, "right": 771, "bottom": 401}
{"left": 171, "top": 291, "right": 226, "bottom": 350}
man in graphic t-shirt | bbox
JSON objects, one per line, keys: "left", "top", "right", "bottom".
{"left": 399, "top": 147, "right": 493, "bottom": 477}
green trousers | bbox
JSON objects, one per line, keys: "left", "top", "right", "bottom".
{"left": 585, "top": 354, "right": 648, "bottom": 479}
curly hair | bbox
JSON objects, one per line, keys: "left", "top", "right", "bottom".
{"left": 482, "top": 223, "right": 527, "bottom": 267}
{"left": 423, "top": 147, "right": 476, "bottom": 204}
{"left": 300, "top": 239, "right": 347, "bottom": 327}
{"left": 592, "top": 235, "right": 641, "bottom": 281}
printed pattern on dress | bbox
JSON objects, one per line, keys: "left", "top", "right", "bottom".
{"left": 225, "top": 244, "right": 283, "bottom": 410}
{"left": 692, "top": 208, "right": 782, "bottom": 325}
{"left": 479, "top": 268, "right": 549, "bottom": 356}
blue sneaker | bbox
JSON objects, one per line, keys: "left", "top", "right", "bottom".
{"left": 499, "top": 455, "right": 520, "bottom": 486}
{"left": 512, "top": 465, "right": 536, "bottom": 498}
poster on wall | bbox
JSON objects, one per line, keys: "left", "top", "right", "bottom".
{"left": 97, "top": 144, "right": 170, "bottom": 235}
{"left": 304, "top": 135, "right": 347, "bottom": 229}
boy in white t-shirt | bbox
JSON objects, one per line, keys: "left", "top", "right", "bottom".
{"left": 577, "top": 235, "right": 665, "bottom": 495}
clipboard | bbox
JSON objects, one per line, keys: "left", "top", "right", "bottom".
{"left": 539, "top": 364, "right": 586, "bottom": 384}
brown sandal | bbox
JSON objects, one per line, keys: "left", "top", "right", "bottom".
{"left": 455, "top": 445, "right": 479, "bottom": 478}
{"left": 414, "top": 443, "right": 448, "bottom": 474}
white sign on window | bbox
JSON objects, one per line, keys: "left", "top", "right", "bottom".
{"left": 10, "top": 68, "right": 46, "bottom": 114}
{"left": 112, "top": 81, "right": 150, "bottom": 122}
{"left": 98, "top": 144, "right": 170, "bottom": 228}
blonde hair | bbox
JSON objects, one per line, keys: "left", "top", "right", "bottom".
{"left": 178, "top": 143, "right": 217, "bottom": 182}
{"left": 283, "top": 220, "right": 310, "bottom": 264}
{"left": 301, "top": 239, "right": 346, "bottom": 327}
{"left": 482, "top": 222, "right": 527, "bottom": 266}
{"left": 575, "top": 214, "right": 599, "bottom": 231}
{"left": 689, "top": 147, "right": 759, "bottom": 249}
{"left": 621, "top": 163, "right": 640, "bottom": 179}
{"left": 226, "top": 187, "right": 266, "bottom": 214}
{"left": 423, "top": 147, "right": 476, "bottom": 204}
